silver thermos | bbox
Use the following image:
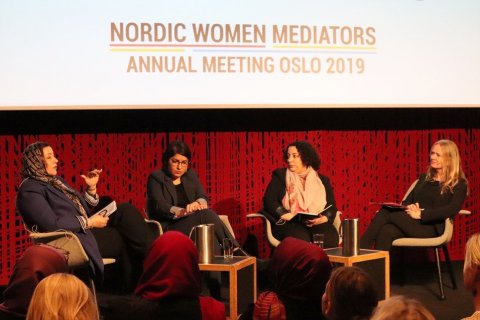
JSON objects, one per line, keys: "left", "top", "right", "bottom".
{"left": 189, "top": 224, "right": 215, "bottom": 263}
{"left": 342, "top": 218, "right": 360, "bottom": 256}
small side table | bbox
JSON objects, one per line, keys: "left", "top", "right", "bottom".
{"left": 199, "top": 256, "right": 257, "bottom": 319}
{"left": 324, "top": 248, "right": 390, "bottom": 299}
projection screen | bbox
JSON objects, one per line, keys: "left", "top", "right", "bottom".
{"left": 1, "top": 0, "right": 479, "bottom": 110}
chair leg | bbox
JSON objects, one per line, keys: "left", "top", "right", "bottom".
{"left": 434, "top": 248, "right": 446, "bottom": 300}
{"left": 89, "top": 278, "right": 101, "bottom": 320}
{"left": 442, "top": 246, "right": 457, "bottom": 289}
{"left": 397, "top": 247, "right": 406, "bottom": 286}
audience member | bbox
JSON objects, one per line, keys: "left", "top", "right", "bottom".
{"left": 262, "top": 141, "right": 339, "bottom": 247}
{"left": 101, "top": 231, "right": 225, "bottom": 320}
{"left": 370, "top": 295, "right": 434, "bottom": 320}
{"left": 322, "top": 266, "right": 378, "bottom": 320}
{"left": 463, "top": 233, "right": 480, "bottom": 320}
{"left": 17, "top": 141, "right": 156, "bottom": 291}
{"left": 25, "top": 273, "right": 98, "bottom": 320}
{"left": 0, "top": 245, "right": 69, "bottom": 320}
{"left": 361, "top": 139, "right": 468, "bottom": 250}
{"left": 241, "top": 236, "right": 332, "bottom": 320}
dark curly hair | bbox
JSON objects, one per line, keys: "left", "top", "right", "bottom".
{"left": 161, "top": 140, "right": 191, "bottom": 169}
{"left": 283, "top": 141, "right": 321, "bottom": 170}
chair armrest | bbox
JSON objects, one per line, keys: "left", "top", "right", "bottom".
{"left": 219, "top": 215, "right": 235, "bottom": 239}
{"left": 246, "top": 213, "right": 280, "bottom": 247}
{"left": 333, "top": 211, "right": 342, "bottom": 244}
{"left": 145, "top": 219, "right": 163, "bottom": 236}
{"left": 29, "top": 230, "right": 90, "bottom": 269}
{"left": 29, "top": 230, "right": 75, "bottom": 240}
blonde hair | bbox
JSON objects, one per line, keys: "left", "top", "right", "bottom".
{"left": 426, "top": 139, "right": 467, "bottom": 194}
{"left": 464, "top": 233, "right": 480, "bottom": 291}
{"left": 370, "top": 295, "right": 434, "bottom": 320}
{"left": 26, "top": 273, "right": 98, "bottom": 320}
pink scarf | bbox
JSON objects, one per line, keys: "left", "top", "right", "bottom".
{"left": 282, "top": 167, "right": 326, "bottom": 215}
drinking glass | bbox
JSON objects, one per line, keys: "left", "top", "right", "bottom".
{"left": 223, "top": 238, "right": 234, "bottom": 260}
{"left": 313, "top": 233, "right": 325, "bottom": 248}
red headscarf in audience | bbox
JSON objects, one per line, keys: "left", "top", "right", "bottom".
{"left": 135, "top": 231, "right": 225, "bottom": 320}
{"left": 271, "top": 237, "right": 331, "bottom": 301}
{"left": 0, "top": 244, "right": 69, "bottom": 318}
{"left": 253, "top": 237, "right": 331, "bottom": 319}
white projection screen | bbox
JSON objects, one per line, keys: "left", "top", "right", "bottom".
{"left": 1, "top": 0, "right": 479, "bottom": 110}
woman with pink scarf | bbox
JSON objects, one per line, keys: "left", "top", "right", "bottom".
{"left": 262, "top": 141, "right": 339, "bottom": 248}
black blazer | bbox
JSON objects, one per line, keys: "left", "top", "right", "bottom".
{"left": 16, "top": 178, "right": 103, "bottom": 279}
{"left": 146, "top": 168, "right": 208, "bottom": 222}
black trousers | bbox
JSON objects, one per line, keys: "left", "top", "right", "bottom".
{"left": 272, "top": 220, "right": 339, "bottom": 248}
{"left": 166, "top": 209, "right": 237, "bottom": 253}
{"left": 92, "top": 202, "right": 157, "bottom": 292}
{"left": 360, "top": 208, "right": 438, "bottom": 251}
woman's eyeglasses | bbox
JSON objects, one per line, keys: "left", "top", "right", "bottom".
{"left": 170, "top": 158, "right": 189, "bottom": 167}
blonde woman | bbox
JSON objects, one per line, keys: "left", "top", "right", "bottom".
{"left": 463, "top": 233, "right": 480, "bottom": 320}
{"left": 360, "top": 139, "right": 468, "bottom": 250}
{"left": 26, "top": 273, "right": 98, "bottom": 320}
{"left": 371, "top": 295, "right": 434, "bottom": 320}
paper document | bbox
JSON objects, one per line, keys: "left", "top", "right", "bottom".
{"left": 92, "top": 201, "right": 117, "bottom": 217}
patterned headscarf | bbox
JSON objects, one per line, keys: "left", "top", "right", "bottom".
{"left": 20, "top": 141, "right": 88, "bottom": 218}
{"left": 253, "top": 291, "right": 287, "bottom": 320}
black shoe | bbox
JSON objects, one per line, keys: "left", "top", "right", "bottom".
{"left": 256, "top": 258, "right": 270, "bottom": 272}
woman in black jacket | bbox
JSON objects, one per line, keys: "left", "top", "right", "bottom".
{"left": 262, "top": 141, "right": 339, "bottom": 248}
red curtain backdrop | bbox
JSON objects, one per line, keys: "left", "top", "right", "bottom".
{"left": 1, "top": 129, "right": 479, "bottom": 285}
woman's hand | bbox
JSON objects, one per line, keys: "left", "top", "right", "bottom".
{"left": 305, "top": 215, "right": 328, "bottom": 227}
{"left": 185, "top": 201, "right": 208, "bottom": 213}
{"left": 405, "top": 202, "right": 423, "bottom": 220}
{"left": 87, "top": 215, "right": 109, "bottom": 229}
{"left": 81, "top": 169, "right": 103, "bottom": 194}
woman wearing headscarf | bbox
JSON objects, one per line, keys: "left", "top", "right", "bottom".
{"left": 0, "top": 245, "right": 69, "bottom": 320}
{"left": 262, "top": 141, "right": 339, "bottom": 247}
{"left": 241, "top": 236, "right": 332, "bottom": 320}
{"left": 135, "top": 231, "right": 225, "bottom": 319}
{"left": 16, "top": 141, "right": 155, "bottom": 291}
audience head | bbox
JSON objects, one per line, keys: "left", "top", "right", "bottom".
{"left": 135, "top": 231, "right": 201, "bottom": 300}
{"left": 20, "top": 141, "right": 53, "bottom": 179}
{"left": 0, "top": 244, "right": 68, "bottom": 318}
{"left": 26, "top": 273, "right": 98, "bottom": 320}
{"left": 283, "top": 141, "right": 320, "bottom": 171}
{"left": 464, "top": 233, "right": 480, "bottom": 292}
{"left": 370, "top": 295, "right": 434, "bottom": 320}
{"left": 253, "top": 237, "right": 331, "bottom": 319}
{"left": 270, "top": 236, "right": 332, "bottom": 302}
{"left": 322, "top": 266, "right": 378, "bottom": 320}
